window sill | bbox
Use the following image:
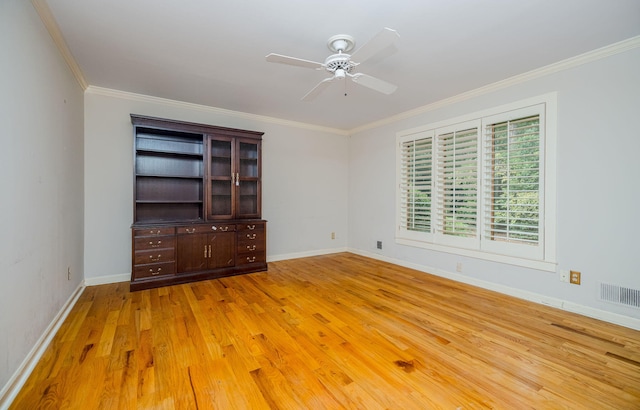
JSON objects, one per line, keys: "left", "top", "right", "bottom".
{"left": 395, "top": 237, "right": 557, "bottom": 272}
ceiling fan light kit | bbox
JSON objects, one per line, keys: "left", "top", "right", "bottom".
{"left": 266, "top": 28, "right": 400, "bottom": 101}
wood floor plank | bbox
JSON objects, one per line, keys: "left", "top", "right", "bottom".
{"left": 9, "top": 253, "right": 640, "bottom": 409}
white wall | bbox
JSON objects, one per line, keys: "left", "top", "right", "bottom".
{"left": 348, "top": 45, "right": 640, "bottom": 326}
{"left": 83, "top": 89, "right": 349, "bottom": 282}
{"left": 0, "top": 0, "right": 84, "bottom": 391}
{"left": 4, "top": 2, "right": 637, "bottom": 399}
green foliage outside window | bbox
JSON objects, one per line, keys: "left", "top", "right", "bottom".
{"left": 489, "top": 117, "right": 539, "bottom": 244}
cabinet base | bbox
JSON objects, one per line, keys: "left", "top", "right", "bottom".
{"left": 130, "top": 262, "right": 267, "bottom": 292}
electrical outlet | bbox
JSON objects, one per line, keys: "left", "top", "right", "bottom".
{"left": 331, "top": 232, "right": 335, "bottom": 240}
{"left": 456, "top": 262, "right": 463, "bottom": 272}
{"left": 570, "top": 270, "right": 581, "bottom": 285}
{"left": 67, "top": 267, "right": 71, "bottom": 281}
{"left": 376, "top": 241, "right": 382, "bottom": 250}
{"left": 559, "top": 269, "right": 570, "bottom": 283}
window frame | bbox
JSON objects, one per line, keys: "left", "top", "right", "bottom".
{"left": 395, "top": 93, "right": 557, "bottom": 271}
{"left": 480, "top": 107, "right": 545, "bottom": 261}
{"left": 398, "top": 130, "right": 435, "bottom": 243}
{"left": 433, "top": 120, "right": 481, "bottom": 250}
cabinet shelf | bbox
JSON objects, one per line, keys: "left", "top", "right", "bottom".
{"left": 137, "top": 149, "right": 203, "bottom": 159}
{"left": 136, "top": 200, "right": 203, "bottom": 204}
{"left": 136, "top": 173, "right": 203, "bottom": 180}
{"left": 135, "top": 202, "right": 203, "bottom": 223}
{"left": 135, "top": 217, "right": 203, "bottom": 224}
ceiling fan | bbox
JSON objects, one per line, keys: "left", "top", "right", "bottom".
{"left": 266, "top": 28, "right": 400, "bottom": 101}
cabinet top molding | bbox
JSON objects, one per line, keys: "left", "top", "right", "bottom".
{"left": 131, "top": 114, "right": 264, "bottom": 139}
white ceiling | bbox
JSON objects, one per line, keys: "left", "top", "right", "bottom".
{"left": 46, "top": 0, "right": 640, "bottom": 131}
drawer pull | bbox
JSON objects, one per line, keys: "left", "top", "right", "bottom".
{"left": 185, "top": 228, "right": 196, "bottom": 234}
{"left": 246, "top": 245, "right": 256, "bottom": 251}
{"left": 150, "top": 267, "right": 162, "bottom": 275}
{"left": 220, "top": 226, "right": 229, "bottom": 232}
{"left": 246, "top": 256, "right": 256, "bottom": 263}
{"left": 247, "top": 224, "right": 256, "bottom": 230}
{"left": 246, "top": 233, "right": 256, "bottom": 240}
{"left": 149, "top": 229, "right": 161, "bottom": 235}
{"left": 149, "top": 255, "right": 162, "bottom": 262}
{"left": 204, "top": 246, "right": 207, "bottom": 258}
{"left": 149, "top": 240, "right": 162, "bottom": 248}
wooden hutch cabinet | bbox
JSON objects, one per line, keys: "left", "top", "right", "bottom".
{"left": 130, "top": 115, "right": 266, "bottom": 291}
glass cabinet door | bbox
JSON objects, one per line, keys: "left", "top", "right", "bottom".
{"left": 236, "top": 140, "right": 261, "bottom": 218}
{"left": 207, "top": 137, "right": 234, "bottom": 219}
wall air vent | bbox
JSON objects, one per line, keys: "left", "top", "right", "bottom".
{"left": 599, "top": 283, "right": 640, "bottom": 309}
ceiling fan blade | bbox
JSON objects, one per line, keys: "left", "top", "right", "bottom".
{"left": 302, "top": 77, "right": 336, "bottom": 101}
{"left": 350, "top": 27, "right": 400, "bottom": 64}
{"left": 265, "top": 53, "right": 324, "bottom": 69}
{"left": 350, "top": 73, "right": 397, "bottom": 95}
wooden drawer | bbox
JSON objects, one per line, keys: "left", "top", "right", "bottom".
{"left": 236, "top": 252, "right": 266, "bottom": 266}
{"left": 237, "top": 222, "right": 265, "bottom": 232}
{"left": 238, "top": 231, "right": 266, "bottom": 245}
{"left": 176, "top": 224, "right": 236, "bottom": 235}
{"left": 133, "top": 261, "right": 175, "bottom": 279}
{"left": 237, "top": 241, "right": 266, "bottom": 255}
{"left": 134, "top": 236, "right": 175, "bottom": 251}
{"left": 237, "top": 225, "right": 266, "bottom": 266}
{"left": 133, "top": 227, "right": 175, "bottom": 237}
{"left": 134, "top": 248, "right": 175, "bottom": 265}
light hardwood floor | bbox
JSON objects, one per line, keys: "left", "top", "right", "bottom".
{"left": 10, "top": 253, "right": 640, "bottom": 409}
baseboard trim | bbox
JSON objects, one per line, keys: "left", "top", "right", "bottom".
{"left": 81, "top": 253, "right": 355, "bottom": 285}
{"left": 268, "top": 247, "right": 348, "bottom": 263}
{"left": 348, "top": 248, "right": 640, "bottom": 331}
{"left": 80, "top": 252, "right": 354, "bottom": 286}
{"left": 0, "top": 282, "right": 85, "bottom": 409}
{"left": 84, "top": 273, "right": 130, "bottom": 286}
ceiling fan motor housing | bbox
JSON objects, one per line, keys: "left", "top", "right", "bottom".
{"left": 324, "top": 54, "right": 355, "bottom": 75}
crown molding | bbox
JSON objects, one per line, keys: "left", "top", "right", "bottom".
{"left": 85, "top": 86, "right": 349, "bottom": 136}
{"left": 349, "top": 35, "right": 640, "bottom": 134}
{"left": 31, "top": 0, "right": 88, "bottom": 90}
{"left": 29, "top": 0, "right": 639, "bottom": 136}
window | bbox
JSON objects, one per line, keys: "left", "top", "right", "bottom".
{"left": 396, "top": 95, "right": 556, "bottom": 270}
{"left": 399, "top": 133, "right": 432, "bottom": 235}
{"left": 435, "top": 123, "right": 479, "bottom": 249}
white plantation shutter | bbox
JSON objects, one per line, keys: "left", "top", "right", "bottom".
{"left": 482, "top": 110, "right": 544, "bottom": 259}
{"left": 398, "top": 133, "right": 433, "bottom": 236}
{"left": 396, "top": 96, "right": 553, "bottom": 268}
{"left": 435, "top": 125, "right": 479, "bottom": 247}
